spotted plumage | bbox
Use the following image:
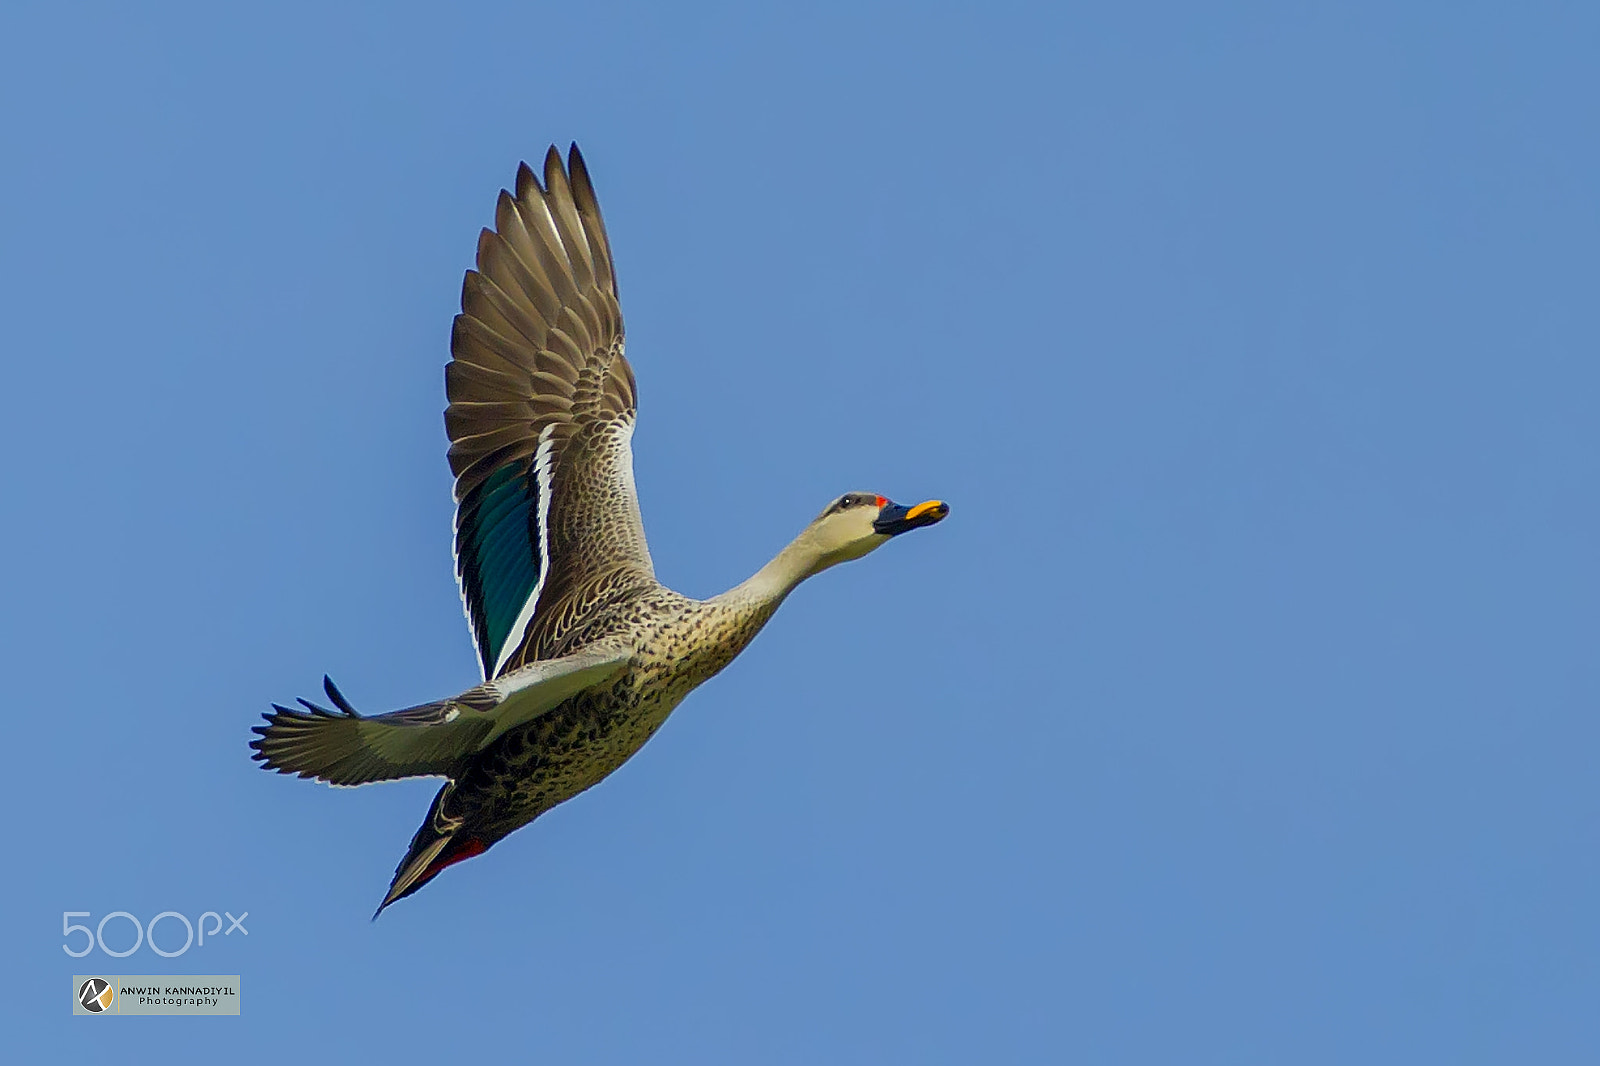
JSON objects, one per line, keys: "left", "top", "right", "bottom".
{"left": 250, "top": 145, "right": 949, "bottom": 915}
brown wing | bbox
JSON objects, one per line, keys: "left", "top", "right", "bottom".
{"left": 445, "top": 145, "right": 652, "bottom": 679}
{"left": 250, "top": 643, "right": 634, "bottom": 785}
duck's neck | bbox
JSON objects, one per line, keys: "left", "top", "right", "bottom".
{"left": 664, "top": 535, "right": 820, "bottom": 687}
{"left": 715, "top": 534, "right": 820, "bottom": 612}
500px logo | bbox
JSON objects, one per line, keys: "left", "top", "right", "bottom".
{"left": 62, "top": 911, "right": 248, "bottom": 959}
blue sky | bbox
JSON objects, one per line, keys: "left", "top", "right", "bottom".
{"left": 4, "top": 1, "right": 1597, "bottom": 1061}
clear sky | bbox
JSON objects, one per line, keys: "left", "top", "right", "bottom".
{"left": 4, "top": 1, "right": 1596, "bottom": 1061}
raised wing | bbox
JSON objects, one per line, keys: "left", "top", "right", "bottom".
{"left": 250, "top": 643, "right": 633, "bottom": 786}
{"left": 446, "top": 145, "right": 652, "bottom": 680}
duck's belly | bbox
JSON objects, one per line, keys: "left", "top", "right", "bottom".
{"left": 466, "top": 668, "right": 696, "bottom": 835}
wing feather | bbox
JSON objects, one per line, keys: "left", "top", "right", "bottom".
{"left": 251, "top": 644, "right": 633, "bottom": 786}
{"left": 446, "top": 145, "right": 649, "bottom": 679}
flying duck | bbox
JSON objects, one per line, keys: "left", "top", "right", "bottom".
{"left": 251, "top": 145, "right": 948, "bottom": 915}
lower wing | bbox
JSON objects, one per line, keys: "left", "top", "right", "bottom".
{"left": 250, "top": 643, "right": 632, "bottom": 786}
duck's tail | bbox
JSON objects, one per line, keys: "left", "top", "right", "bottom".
{"left": 374, "top": 782, "right": 494, "bottom": 919}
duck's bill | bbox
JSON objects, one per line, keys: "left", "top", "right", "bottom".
{"left": 873, "top": 498, "right": 950, "bottom": 536}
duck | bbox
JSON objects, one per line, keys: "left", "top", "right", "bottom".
{"left": 251, "top": 145, "right": 948, "bottom": 916}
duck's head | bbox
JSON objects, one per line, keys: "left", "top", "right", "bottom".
{"left": 802, "top": 492, "right": 950, "bottom": 575}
